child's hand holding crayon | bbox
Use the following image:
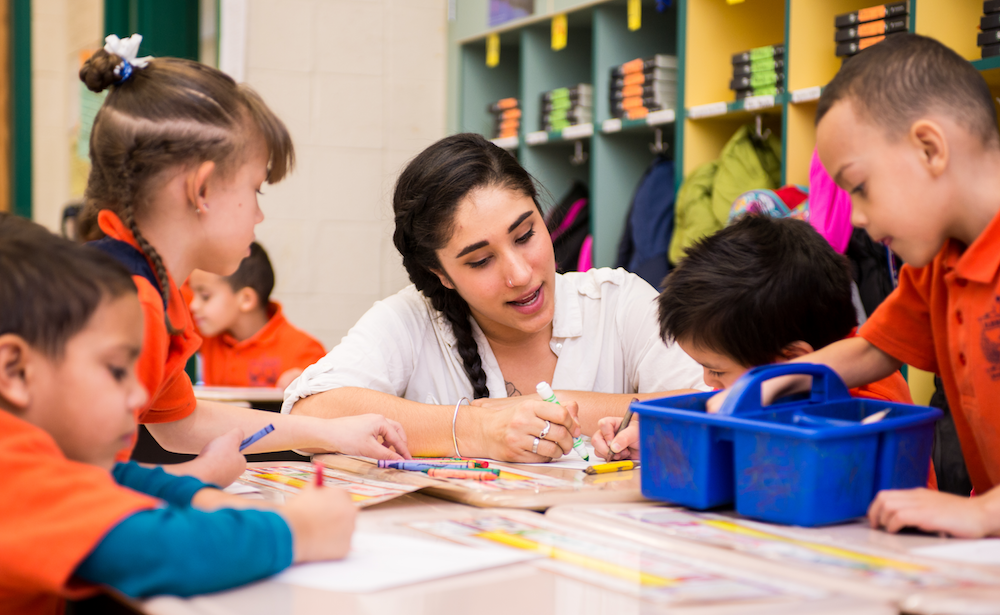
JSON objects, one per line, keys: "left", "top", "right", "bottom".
{"left": 592, "top": 416, "right": 640, "bottom": 462}
{"left": 281, "top": 484, "right": 357, "bottom": 562}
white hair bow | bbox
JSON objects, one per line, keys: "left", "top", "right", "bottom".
{"left": 103, "top": 34, "right": 153, "bottom": 78}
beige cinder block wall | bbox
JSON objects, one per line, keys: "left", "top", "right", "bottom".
{"left": 240, "top": 0, "right": 448, "bottom": 349}
{"left": 31, "top": 0, "right": 447, "bottom": 350}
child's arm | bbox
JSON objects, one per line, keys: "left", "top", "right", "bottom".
{"left": 868, "top": 485, "right": 1000, "bottom": 538}
{"left": 707, "top": 336, "right": 902, "bottom": 412}
{"left": 591, "top": 416, "right": 640, "bottom": 461}
{"left": 113, "top": 458, "right": 270, "bottom": 511}
{"left": 74, "top": 484, "right": 355, "bottom": 598}
{"left": 145, "top": 399, "right": 411, "bottom": 461}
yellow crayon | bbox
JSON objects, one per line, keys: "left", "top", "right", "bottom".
{"left": 584, "top": 460, "right": 638, "bottom": 475}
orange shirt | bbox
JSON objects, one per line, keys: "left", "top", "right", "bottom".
{"left": 850, "top": 370, "right": 912, "bottom": 404}
{"left": 200, "top": 302, "right": 326, "bottom": 387}
{"left": 97, "top": 211, "right": 202, "bottom": 428}
{"left": 0, "top": 412, "right": 158, "bottom": 615}
{"left": 860, "top": 208, "right": 1000, "bottom": 494}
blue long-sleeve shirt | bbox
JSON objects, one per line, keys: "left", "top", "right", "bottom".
{"left": 74, "top": 462, "right": 293, "bottom": 597}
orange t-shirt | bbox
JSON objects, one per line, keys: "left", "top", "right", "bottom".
{"left": 850, "top": 370, "right": 912, "bottom": 403}
{"left": 0, "top": 412, "right": 158, "bottom": 615}
{"left": 97, "top": 211, "right": 202, "bottom": 428}
{"left": 199, "top": 302, "right": 326, "bottom": 387}
{"left": 860, "top": 208, "right": 1000, "bottom": 494}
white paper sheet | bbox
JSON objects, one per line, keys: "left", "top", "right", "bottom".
{"left": 272, "top": 532, "right": 539, "bottom": 592}
{"left": 911, "top": 540, "right": 1000, "bottom": 565}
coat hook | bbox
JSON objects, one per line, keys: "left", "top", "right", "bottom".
{"left": 754, "top": 114, "right": 772, "bottom": 141}
{"left": 649, "top": 128, "right": 668, "bottom": 155}
{"left": 569, "top": 140, "right": 588, "bottom": 166}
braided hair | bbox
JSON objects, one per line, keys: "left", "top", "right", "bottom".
{"left": 78, "top": 48, "right": 293, "bottom": 333}
{"left": 392, "top": 133, "right": 542, "bottom": 399}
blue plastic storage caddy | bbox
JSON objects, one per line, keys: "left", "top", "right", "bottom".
{"left": 634, "top": 364, "right": 942, "bottom": 526}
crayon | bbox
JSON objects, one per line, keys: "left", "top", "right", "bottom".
{"left": 584, "top": 461, "right": 640, "bottom": 475}
{"left": 313, "top": 460, "right": 325, "bottom": 487}
{"left": 380, "top": 462, "right": 478, "bottom": 471}
{"left": 427, "top": 468, "right": 498, "bottom": 481}
{"left": 239, "top": 424, "right": 274, "bottom": 452}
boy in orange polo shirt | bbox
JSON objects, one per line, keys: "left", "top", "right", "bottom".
{"left": 189, "top": 243, "right": 326, "bottom": 390}
{"left": 715, "top": 34, "right": 1000, "bottom": 538}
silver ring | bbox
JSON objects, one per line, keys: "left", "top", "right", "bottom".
{"left": 538, "top": 420, "right": 551, "bottom": 439}
{"left": 531, "top": 437, "right": 540, "bottom": 454}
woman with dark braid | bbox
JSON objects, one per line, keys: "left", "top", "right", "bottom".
{"left": 284, "top": 133, "right": 705, "bottom": 462}
{"left": 78, "top": 35, "right": 410, "bottom": 487}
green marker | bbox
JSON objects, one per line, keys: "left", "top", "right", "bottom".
{"left": 535, "top": 381, "right": 589, "bottom": 461}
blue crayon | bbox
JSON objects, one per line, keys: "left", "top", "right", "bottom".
{"left": 379, "top": 461, "right": 469, "bottom": 472}
{"left": 239, "top": 424, "right": 274, "bottom": 452}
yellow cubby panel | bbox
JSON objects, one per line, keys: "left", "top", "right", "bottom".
{"left": 908, "top": 366, "right": 935, "bottom": 407}
{"left": 683, "top": 110, "right": 783, "bottom": 175}
{"left": 685, "top": 0, "right": 786, "bottom": 108}
{"left": 915, "top": 1, "right": 981, "bottom": 63}
{"left": 785, "top": 100, "right": 817, "bottom": 186}
{"left": 788, "top": 0, "right": 903, "bottom": 92}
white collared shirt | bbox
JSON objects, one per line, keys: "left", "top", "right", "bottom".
{"left": 282, "top": 268, "right": 707, "bottom": 413}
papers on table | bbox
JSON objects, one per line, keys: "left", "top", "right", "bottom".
{"left": 273, "top": 531, "right": 538, "bottom": 593}
{"left": 911, "top": 540, "right": 1000, "bottom": 566}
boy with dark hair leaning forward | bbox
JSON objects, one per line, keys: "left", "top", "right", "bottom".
{"left": 593, "top": 214, "right": 911, "bottom": 460}
{"left": 706, "top": 33, "right": 1000, "bottom": 538}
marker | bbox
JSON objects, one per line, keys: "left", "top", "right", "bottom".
{"left": 584, "top": 460, "right": 640, "bottom": 475}
{"left": 239, "top": 424, "right": 274, "bottom": 452}
{"left": 313, "top": 460, "right": 325, "bottom": 487}
{"left": 536, "top": 382, "right": 589, "bottom": 461}
{"left": 427, "top": 468, "right": 498, "bottom": 481}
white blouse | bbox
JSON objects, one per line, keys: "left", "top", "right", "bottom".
{"left": 282, "top": 267, "right": 707, "bottom": 413}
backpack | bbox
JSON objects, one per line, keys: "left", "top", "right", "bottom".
{"left": 546, "top": 181, "right": 592, "bottom": 273}
{"left": 616, "top": 154, "right": 676, "bottom": 289}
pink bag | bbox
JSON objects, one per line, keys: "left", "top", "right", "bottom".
{"left": 808, "top": 149, "right": 853, "bottom": 254}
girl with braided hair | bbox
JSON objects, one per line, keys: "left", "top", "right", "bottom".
{"left": 79, "top": 35, "right": 410, "bottom": 487}
{"left": 284, "top": 133, "right": 705, "bottom": 462}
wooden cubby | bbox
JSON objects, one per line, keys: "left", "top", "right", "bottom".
{"left": 447, "top": 0, "right": 1000, "bottom": 267}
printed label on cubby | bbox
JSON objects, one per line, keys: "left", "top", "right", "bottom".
{"left": 687, "top": 102, "right": 727, "bottom": 119}
{"left": 525, "top": 131, "right": 549, "bottom": 145}
{"left": 743, "top": 95, "right": 776, "bottom": 111}
{"left": 646, "top": 109, "right": 676, "bottom": 126}
{"left": 601, "top": 118, "right": 623, "bottom": 133}
{"left": 561, "top": 123, "right": 594, "bottom": 139}
{"left": 791, "top": 87, "right": 822, "bottom": 104}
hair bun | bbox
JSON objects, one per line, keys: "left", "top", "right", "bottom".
{"left": 79, "top": 49, "right": 123, "bottom": 93}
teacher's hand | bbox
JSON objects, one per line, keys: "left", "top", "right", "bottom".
{"left": 472, "top": 398, "right": 581, "bottom": 462}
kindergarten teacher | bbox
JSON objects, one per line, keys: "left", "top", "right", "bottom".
{"left": 282, "top": 133, "right": 704, "bottom": 461}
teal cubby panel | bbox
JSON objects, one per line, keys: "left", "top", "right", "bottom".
{"left": 460, "top": 36, "right": 522, "bottom": 136}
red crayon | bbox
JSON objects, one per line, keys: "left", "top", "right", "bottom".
{"left": 313, "top": 460, "right": 325, "bottom": 487}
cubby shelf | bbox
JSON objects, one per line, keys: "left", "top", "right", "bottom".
{"left": 447, "top": 0, "right": 1000, "bottom": 267}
